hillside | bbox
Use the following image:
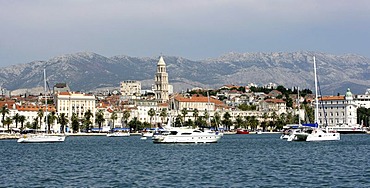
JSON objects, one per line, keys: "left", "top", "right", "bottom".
{"left": 0, "top": 51, "right": 369, "bottom": 95}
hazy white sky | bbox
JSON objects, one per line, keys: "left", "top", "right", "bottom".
{"left": 1, "top": 0, "right": 370, "bottom": 67}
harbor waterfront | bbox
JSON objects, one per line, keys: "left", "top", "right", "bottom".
{"left": 1, "top": 134, "right": 370, "bottom": 187}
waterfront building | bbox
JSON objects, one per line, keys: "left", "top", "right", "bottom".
{"left": 120, "top": 80, "right": 141, "bottom": 99}
{"left": 173, "top": 94, "right": 226, "bottom": 121}
{"left": 354, "top": 88, "right": 370, "bottom": 108}
{"left": 133, "top": 99, "right": 161, "bottom": 126}
{"left": 316, "top": 88, "right": 357, "bottom": 126}
{"left": 154, "top": 56, "right": 169, "bottom": 103}
{"left": 55, "top": 92, "right": 96, "bottom": 130}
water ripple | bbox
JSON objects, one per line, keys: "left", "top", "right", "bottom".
{"left": 1, "top": 134, "right": 370, "bottom": 187}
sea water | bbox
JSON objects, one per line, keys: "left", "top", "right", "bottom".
{"left": 1, "top": 134, "right": 369, "bottom": 187}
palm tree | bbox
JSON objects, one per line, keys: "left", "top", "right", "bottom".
{"left": 95, "top": 110, "right": 105, "bottom": 130}
{"left": 122, "top": 110, "right": 130, "bottom": 128}
{"left": 58, "top": 113, "right": 69, "bottom": 133}
{"left": 244, "top": 116, "right": 251, "bottom": 130}
{"left": 3, "top": 117, "right": 12, "bottom": 132}
{"left": 148, "top": 108, "right": 156, "bottom": 128}
{"left": 37, "top": 109, "right": 44, "bottom": 131}
{"left": 110, "top": 111, "right": 118, "bottom": 128}
{"left": 235, "top": 115, "right": 245, "bottom": 129}
{"left": 270, "top": 111, "right": 278, "bottom": 125}
{"left": 193, "top": 108, "right": 199, "bottom": 122}
{"left": 261, "top": 112, "right": 269, "bottom": 131}
{"left": 46, "top": 111, "right": 57, "bottom": 133}
{"left": 250, "top": 116, "right": 259, "bottom": 131}
{"left": 0, "top": 105, "right": 10, "bottom": 127}
{"left": 12, "top": 113, "right": 21, "bottom": 129}
{"left": 204, "top": 110, "right": 210, "bottom": 125}
{"left": 213, "top": 112, "right": 221, "bottom": 130}
{"left": 128, "top": 117, "right": 141, "bottom": 132}
{"left": 19, "top": 115, "right": 26, "bottom": 131}
{"left": 222, "top": 112, "right": 232, "bottom": 131}
{"left": 84, "top": 109, "right": 94, "bottom": 131}
{"left": 32, "top": 117, "right": 39, "bottom": 130}
{"left": 159, "top": 108, "right": 167, "bottom": 125}
{"left": 181, "top": 108, "right": 188, "bottom": 124}
{"left": 71, "top": 112, "right": 79, "bottom": 133}
{"left": 175, "top": 114, "right": 182, "bottom": 127}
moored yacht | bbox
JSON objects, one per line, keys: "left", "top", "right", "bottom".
{"left": 107, "top": 128, "right": 130, "bottom": 137}
{"left": 17, "top": 69, "right": 66, "bottom": 143}
{"left": 152, "top": 127, "right": 222, "bottom": 144}
{"left": 17, "top": 134, "right": 66, "bottom": 143}
{"left": 152, "top": 117, "right": 222, "bottom": 143}
{"left": 287, "top": 56, "right": 340, "bottom": 142}
{"left": 326, "top": 123, "right": 367, "bottom": 134}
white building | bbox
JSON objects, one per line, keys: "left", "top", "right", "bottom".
{"left": 120, "top": 80, "right": 141, "bottom": 99}
{"left": 134, "top": 99, "right": 161, "bottom": 126}
{"left": 55, "top": 92, "right": 96, "bottom": 128}
{"left": 317, "top": 88, "right": 357, "bottom": 126}
{"left": 354, "top": 88, "right": 370, "bottom": 108}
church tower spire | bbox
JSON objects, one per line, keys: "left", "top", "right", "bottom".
{"left": 154, "top": 56, "right": 169, "bottom": 103}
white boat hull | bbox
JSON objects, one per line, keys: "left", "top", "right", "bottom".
{"left": 288, "top": 129, "right": 340, "bottom": 142}
{"left": 17, "top": 134, "right": 66, "bottom": 143}
{"left": 153, "top": 134, "right": 222, "bottom": 143}
{"left": 107, "top": 132, "right": 130, "bottom": 137}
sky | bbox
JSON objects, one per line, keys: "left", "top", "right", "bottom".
{"left": 1, "top": 0, "right": 370, "bottom": 67}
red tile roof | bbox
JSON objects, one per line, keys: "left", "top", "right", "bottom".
{"left": 319, "top": 96, "right": 345, "bottom": 101}
{"left": 264, "top": 99, "right": 285, "bottom": 103}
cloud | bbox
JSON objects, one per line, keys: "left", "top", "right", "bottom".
{"left": 1, "top": 0, "right": 370, "bottom": 66}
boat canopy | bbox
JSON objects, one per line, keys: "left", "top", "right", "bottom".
{"left": 302, "top": 123, "right": 318, "bottom": 128}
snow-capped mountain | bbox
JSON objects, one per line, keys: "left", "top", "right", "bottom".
{"left": 0, "top": 51, "right": 369, "bottom": 95}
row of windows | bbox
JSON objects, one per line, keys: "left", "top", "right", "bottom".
{"left": 318, "top": 119, "right": 353, "bottom": 124}
{"left": 319, "top": 101, "right": 351, "bottom": 104}
{"left": 319, "top": 106, "right": 349, "bottom": 110}
{"left": 319, "top": 112, "right": 352, "bottom": 116}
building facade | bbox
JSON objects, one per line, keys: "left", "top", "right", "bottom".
{"left": 317, "top": 88, "right": 357, "bottom": 126}
{"left": 55, "top": 92, "right": 96, "bottom": 128}
{"left": 120, "top": 80, "right": 141, "bottom": 99}
{"left": 354, "top": 88, "right": 370, "bottom": 108}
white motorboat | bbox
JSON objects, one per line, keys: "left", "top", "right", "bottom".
{"left": 107, "top": 132, "right": 130, "bottom": 137}
{"left": 152, "top": 127, "right": 222, "bottom": 144}
{"left": 17, "top": 134, "right": 66, "bottom": 143}
{"left": 152, "top": 117, "right": 222, "bottom": 143}
{"left": 288, "top": 56, "right": 340, "bottom": 142}
{"left": 107, "top": 128, "right": 130, "bottom": 137}
{"left": 326, "top": 123, "right": 367, "bottom": 134}
{"left": 288, "top": 127, "right": 340, "bottom": 141}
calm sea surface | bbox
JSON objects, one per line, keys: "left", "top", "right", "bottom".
{"left": 1, "top": 134, "right": 370, "bottom": 187}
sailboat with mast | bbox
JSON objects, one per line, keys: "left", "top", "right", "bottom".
{"left": 17, "top": 69, "right": 66, "bottom": 143}
{"left": 287, "top": 56, "right": 340, "bottom": 142}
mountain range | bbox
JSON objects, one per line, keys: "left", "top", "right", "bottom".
{"left": 0, "top": 51, "right": 369, "bottom": 95}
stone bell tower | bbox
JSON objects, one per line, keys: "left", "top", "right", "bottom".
{"left": 154, "top": 56, "right": 169, "bottom": 103}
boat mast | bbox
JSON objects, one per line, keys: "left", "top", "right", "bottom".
{"left": 297, "top": 87, "right": 301, "bottom": 125}
{"left": 313, "top": 56, "right": 319, "bottom": 126}
{"left": 44, "top": 69, "right": 48, "bottom": 133}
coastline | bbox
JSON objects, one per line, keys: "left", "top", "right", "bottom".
{"left": 0, "top": 131, "right": 283, "bottom": 140}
